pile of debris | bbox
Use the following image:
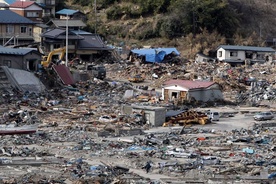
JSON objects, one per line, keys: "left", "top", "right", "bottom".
{"left": 0, "top": 55, "right": 276, "bottom": 182}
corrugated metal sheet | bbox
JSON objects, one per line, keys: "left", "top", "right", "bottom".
{"left": 53, "top": 65, "right": 75, "bottom": 85}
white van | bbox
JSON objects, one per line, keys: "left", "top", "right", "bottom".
{"left": 206, "top": 111, "right": 220, "bottom": 121}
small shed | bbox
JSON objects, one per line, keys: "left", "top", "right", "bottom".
{"left": 122, "top": 105, "right": 166, "bottom": 127}
{"left": 0, "top": 47, "right": 41, "bottom": 71}
{"left": 162, "top": 79, "right": 223, "bottom": 103}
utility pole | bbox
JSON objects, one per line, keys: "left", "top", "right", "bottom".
{"left": 259, "top": 22, "right": 262, "bottom": 41}
{"left": 66, "top": 14, "right": 68, "bottom": 66}
{"left": 94, "top": 0, "right": 97, "bottom": 34}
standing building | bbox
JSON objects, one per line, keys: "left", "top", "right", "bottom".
{"left": 0, "top": 10, "right": 36, "bottom": 46}
{"left": 162, "top": 79, "right": 223, "bottom": 103}
{"left": 217, "top": 45, "right": 275, "bottom": 65}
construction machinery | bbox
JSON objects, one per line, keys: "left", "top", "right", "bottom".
{"left": 163, "top": 110, "right": 211, "bottom": 127}
{"left": 87, "top": 64, "right": 106, "bottom": 80}
{"left": 41, "top": 47, "right": 66, "bottom": 68}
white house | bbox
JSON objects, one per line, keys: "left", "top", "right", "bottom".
{"left": 217, "top": 45, "right": 275, "bottom": 64}
{"left": 162, "top": 80, "right": 223, "bottom": 103}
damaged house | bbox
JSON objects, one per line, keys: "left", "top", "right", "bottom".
{"left": 217, "top": 45, "right": 275, "bottom": 65}
{"left": 161, "top": 80, "right": 223, "bottom": 103}
{"left": 0, "top": 47, "right": 41, "bottom": 71}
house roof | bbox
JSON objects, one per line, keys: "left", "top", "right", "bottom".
{"left": 56, "top": 9, "right": 80, "bottom": 16}
{"left": 41, "top": 28, "right": 111, "bottom": 50}
{"left": 35, "top": 23, "right": 49, "bottom": 29}
{"left": 77, "top": 34, "right": 112, "bottom": 51}
{"left": 217, "top": 45, "right": 275, "bottom": 52}
{"left": 164, "top": 80, "right": 216, "bottom": 90}
{"left": 0, "top": 10, "right": 35, "bottom": 24}
{"left": 41, "top": 28, "right": 84, "bottom": 40}
{"left": 0, "top": 47, "right": 39, "bottom": 55}
{"left": 9, "top": 1, "right": 36, "bottom": 8}
{"left": 47, "top": 19, "right": 86, "bottom": 28}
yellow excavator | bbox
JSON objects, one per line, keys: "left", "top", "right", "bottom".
{"left": 41, "top": 47, "right": 66, "bottom": 68}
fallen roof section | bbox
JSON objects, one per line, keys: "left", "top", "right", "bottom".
{"left": 1, "top": 66, "right": 45, "bottom": 93}
{"left": 52, "top": 65, "right": 75, "bottom": 85}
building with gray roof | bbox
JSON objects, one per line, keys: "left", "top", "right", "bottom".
{"left": 217, "top": 45, "right": 275, "bottom": 65}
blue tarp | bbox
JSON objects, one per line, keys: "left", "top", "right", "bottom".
{"left": 131, "top": 48, "right": 180, "bottom": 63}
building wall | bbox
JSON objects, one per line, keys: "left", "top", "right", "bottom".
{"left": 153, "top": 109, "right": 166, "bottom": 127}
{"left": 161, "top": 85, "right": 188, "bottom": 101}
{"left": 10, "top": 9, "right": 24, "bottom": 17}
{"left": 140, "top": 108, "right": 166, "bottom": 127}
{"left": 25, "top": 10, "right": 43, "bottom": 21}
{"left": 189, "top": 89, "right": 223, "bottom": 102}
{"left": 0, "top": 24, "right": 34, "bottom": 38}
{"left": 33, "top": 26, "right": 42, "bottom": 43}
{"left": 0, "top": 55, "right": 23, "bottom": 69}
{"left": 217, "top": 48, "right": 246, "bottom": 61}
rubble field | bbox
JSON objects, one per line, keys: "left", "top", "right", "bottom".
{"left": 1, "top": 60, "right": 276, "bottom": 183}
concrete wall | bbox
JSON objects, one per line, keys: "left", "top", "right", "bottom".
{"left": 153, "top": 109, "right": 166, "bottom": 127}
{"left": 121, "top": 105, "right": 166, "bottom": 127}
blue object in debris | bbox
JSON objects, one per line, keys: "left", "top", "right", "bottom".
{"left": 75, "top": 158, "right": 83, "bottom": 164}
{"left": 242, "top": 148, "right": 254, "bottom": 154}
{"left": 90, "top": 165, "right": 98, "bottom": 170}
{"left": 127, "top": 145, "right": 155, "bottom": 151}
{"left": 78, "top": 96, "right": 84, "bottom": 101}
{"left": 268, "top": 172, "right": 276, "bottom": 179}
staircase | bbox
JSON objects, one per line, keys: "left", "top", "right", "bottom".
{"left": 0, "top": 66, "right": 12, "bottom": 90}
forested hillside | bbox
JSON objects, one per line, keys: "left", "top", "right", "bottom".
{"left": 60, "top": 0, "right": 276, "bottom": 58}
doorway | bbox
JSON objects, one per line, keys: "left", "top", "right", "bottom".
{"left": 27, "top": 59, "right": 37, "bottom": 71}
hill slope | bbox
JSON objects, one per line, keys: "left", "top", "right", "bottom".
{"left": 65, "top": 0, "right": 276, "bottom": 58}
